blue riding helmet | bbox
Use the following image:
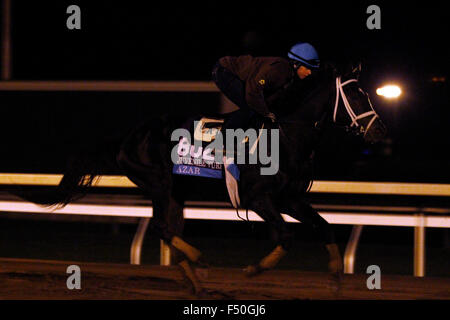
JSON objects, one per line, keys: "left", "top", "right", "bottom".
{"left": 288, "top": 42, "right": 320, "bottom": 69}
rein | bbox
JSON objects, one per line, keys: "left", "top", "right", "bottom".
{"left": 277, "top": 76, "right": 379, "bottom": 136}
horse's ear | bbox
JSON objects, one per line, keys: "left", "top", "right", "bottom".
{"left": 352, "top": 62, "right": 362, "bottom": 76}
{"left": 339, "top": 61, "right": 362, "bottom": 79}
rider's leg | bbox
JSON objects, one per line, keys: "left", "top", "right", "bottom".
{"left": 212, "top": 61, "right": 252, "bottom": 157}
{"left": 212, "top": 61, "right": 248, "bottom": 109}
{"left": 212, "top": 62, "right": 253, "bottom": 210}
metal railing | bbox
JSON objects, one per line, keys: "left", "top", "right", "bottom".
{"left": 1, "top": 173, "right": 449, "bottom": 196}
{"left": 1, "top": 173, "right": 449, "bottom": 277}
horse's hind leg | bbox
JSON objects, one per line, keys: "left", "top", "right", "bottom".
{"left": 161, "top": 194, "right": 186, "bottom": 265}
{"left": 149, "top": 196, "right": 203, "bottom": 264}
{"left": 150, "top": 195, "right": 205, "bottom": 294}
{"left": 244, "top": 196, "right": 294, "bottom": 277}
{"left": 281, "top": 199, "right": 343, "bottom": 279}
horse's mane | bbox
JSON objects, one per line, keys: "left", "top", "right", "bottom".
{"left": 277, "top": 62, "right": 337, "bottom": 121}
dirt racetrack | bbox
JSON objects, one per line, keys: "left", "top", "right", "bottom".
{"left": 0, "top": 258, "right": 449, "bottom": 300}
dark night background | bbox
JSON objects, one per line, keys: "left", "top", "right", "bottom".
{"left": 0, "top": 0, "right": 448, "bottom": 183}
{"left": 0, "top": 1, "right": 449, "bottom": 277}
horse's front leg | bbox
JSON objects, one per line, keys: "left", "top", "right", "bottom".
{"left": 280, "top": 199, "right": 344, "bottom": 280}
{"left": 243, "top": 195, "right": 293, "bottom": 277}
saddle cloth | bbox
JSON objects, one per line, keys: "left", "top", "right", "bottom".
{"left": 172, "top": 116, "right": 240, "bottom": 181}
{"left": 172, "top": 115, "right": 263, "bottom": 208}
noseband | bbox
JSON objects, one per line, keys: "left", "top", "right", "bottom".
{"left": 333, "top": 77, "right": 378, "bottom": 136}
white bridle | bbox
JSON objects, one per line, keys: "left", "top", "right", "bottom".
{"left": 333, "top": 77, "right": 378, "bottom": 136}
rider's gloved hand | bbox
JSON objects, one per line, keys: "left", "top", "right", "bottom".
{"left": 265, "top": 112, "right": 277, "bottom": 123}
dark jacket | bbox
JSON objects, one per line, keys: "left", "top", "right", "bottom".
{"left": 219, "top": 55, "right": 296, "bottom": 116}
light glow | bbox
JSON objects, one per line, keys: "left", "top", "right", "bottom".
{"left": 376, "top": 85, "right": 402, "bottom": 98}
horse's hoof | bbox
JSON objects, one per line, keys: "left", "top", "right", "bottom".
{"left": 243, "top": 264, "right": 264, "bottom": 277}
{"left": 178, "top": 260, "right": 204, "bottom": 295}
{"left": 180, "top": 275, "right": 203, "bottom": 295}
{"left": 327, "top": 271, "right": 343, "bottom": 294}
{"left": 194, "top": 256, "right": 210, "bottom": 268}
{"left": 195, "top": 267, "right": 209, "bottom": 279}
{"left": 328, "top": 259, "right": 344, "bottom": 275}
{"left": 186, "top": 280, "right": 204, "bottom": 296}
{"left": 193, "top": 288, "right": 208, "bottom": 298}
{"left": 192, "top": 256, "right": 210, "bottom": 279}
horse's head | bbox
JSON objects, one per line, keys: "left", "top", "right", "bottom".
{"left": 332, "top": 63, "right": 387, "bottom": 144}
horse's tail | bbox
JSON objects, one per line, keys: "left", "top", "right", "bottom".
{"left": 12, "top": 139, "right": 122, "bottom": 208}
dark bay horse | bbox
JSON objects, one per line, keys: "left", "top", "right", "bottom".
{"left": 16, "top": 63, "right": 386, "bottom": 294}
